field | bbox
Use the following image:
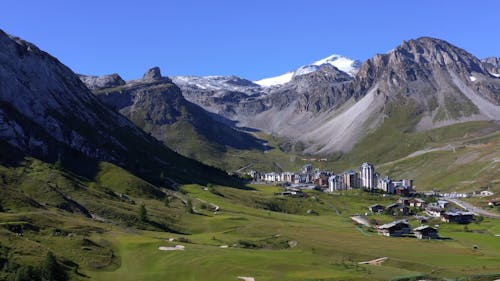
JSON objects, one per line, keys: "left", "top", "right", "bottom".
{"left": 2, "top": 159, "right": 498, "bottom": 281}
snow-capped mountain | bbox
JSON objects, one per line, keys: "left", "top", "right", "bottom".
{"left": 254, "top": 54, "right": 361, "bottom": 87}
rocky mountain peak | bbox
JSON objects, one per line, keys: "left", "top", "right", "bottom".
{"left": 143, "top": 66, "right": 163, "bottom": 81}
{"left": 78, "top": 73, "right": 125, "bottom": 90}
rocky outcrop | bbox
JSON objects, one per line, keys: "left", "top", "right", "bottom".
{"left": 142, "top": 66, "right": 164, "bottom": 81}
{"left": 78, "top": 73, "right": 125, "bottom": 90}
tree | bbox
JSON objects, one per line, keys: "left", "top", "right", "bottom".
{"left": 186, "top": 199, "right": 193, "bottom": 214}
{"left": 41, "top": 252, "right": 67, "bottom": 281}
{"left": 15, "top": 265, "right": 38, "bottom": 281}
{"left": 137, "top": 203, "right": 147, "bottom": 222}
{"left": 54, "top": 155, "right": 63, "bottom": 171}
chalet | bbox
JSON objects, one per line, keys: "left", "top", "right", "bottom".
{"left": 377, "top": 220, "right": 411, "bottom": 237}
{"left": 413, "top": 225, "right": 439, "bottom": 239}
{"left": 480, "top": 190, "right": 494, "bottom": 197}
{"left": 441, "top": 211, "right": 474, "bottom": 224}
{"left": 386, "top": 203, "right": 409, "bottom": 215}
{"left": 437, "top": 200, "right": 449, "bottom": 209}
{"left": 415, "top": 215, "right": 429, "bottom": 223}
{"left": 368, "top": 204, "right": 385, "bottom": 213}
{"left": 395, "top": 187, "right": 410, "bottom": 196}
{"left": 425, "top": 206, "right": 443, "bottom": 218}
{"left": 398, "top": 197, "right": 411, "bottom": 206}
{"left": 488, "top": 198, "right": 500, "bottom": 206}
{"left": 409, "top": 198, "right": 426, "bottom": 208}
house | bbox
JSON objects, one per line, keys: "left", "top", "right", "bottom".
{"left": 488, "top": 198, "right": 500, "bottom": 206}
{"left": 437, "top": 200, "right": 449, "bottom": 209}
{"left": 398, "top": 197, "right": 411, "bottom": 206}
{"left": 368, "top": 204, "right": 385, "bottom": 213}
{"left": 441, "top": 211, "right": 474, "bottom": 224}
{"left": 409, "top": 198, "right": 426, "bottom": 208}
{"left": 425, "top": 206, "right": 443, "bottom": 217}
{"left": 377, "top": 220, "right": 411, "bottom": 237}
{"left": 386, "top": 203, "right": 409, "bottom": 215}
{"left": 395, "top": 186, "right": 410, "bottom": 196}
{"left": 274, "top": 190, "right": 305, "bottom": 197}
{"left": 480, "top": 190, "right": 494, "bottom": 197}
{"left": 414, "top": 225, "right": 439, "bottom": 239}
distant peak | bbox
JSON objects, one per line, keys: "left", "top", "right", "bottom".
{"left": 143, "top": 66, "right": 162, "bottom": 81}
{"left": 255, "top": 54, "right": 360, "bottom": 87}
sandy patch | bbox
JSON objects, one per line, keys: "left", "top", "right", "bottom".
{"left": 237, "top": 277, "right": 255, "bottom": 281}
{"left": 358, "top": 257, "right": 387, "bottom": 265}
{"left": 158, "top": 245, "right": 185, "bottom": 251}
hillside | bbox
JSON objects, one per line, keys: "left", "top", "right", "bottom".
{"left": 0, "top": 29, "right": 235, "bottom": 187}
{"left": 82, "top": 68, "right": 265, "bottom": 170}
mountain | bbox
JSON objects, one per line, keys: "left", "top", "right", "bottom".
{"left": 482, "top": 57, "right": 500, "bottom": 77}
{"left": 0, "top": 29, "right": 235, "bottom": 186}
{"left": 173, "top": 37, "right": 500, "bottom": 157}
{"left": 82, "top": 68, "right": 264, "bottom": 170}
{"left": 254, "top": 54, "right": 361, "bottom": 87}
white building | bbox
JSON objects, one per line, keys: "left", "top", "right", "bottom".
{"left": 328, "top": 175, "right": 343, "bottom": 192}
{"left": 360, "top": 162, "right": 375, "bottom": 190}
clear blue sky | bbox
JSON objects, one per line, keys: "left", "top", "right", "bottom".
{"left": 1, "top": 0, "right": 499, "bottom": 80}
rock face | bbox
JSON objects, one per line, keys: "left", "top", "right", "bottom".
{"left": 142, "top": 66, "right": 164, "bottom": 81}
{"left": 78, "top": 73, "right": 125, "bottom": 90}
{"left": 0, "top": 29, "right": 233, "bottom": 186}
{"left": 86, "top": 70, "right": 263, "bottom": 168}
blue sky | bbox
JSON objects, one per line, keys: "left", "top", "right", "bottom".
{"left": 1, "top": 0, "right": 499, "bottom": 80}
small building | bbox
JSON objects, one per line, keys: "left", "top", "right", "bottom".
{"left": 414, "top": 225, "right": 439, "bottom": 239}
{"left": 398, "top": 197, "right": 411, "bottom": 206}
{"left": 488, "top": 198, "right": 500, "bottom": 206}
{"left": 480, "top": 190, "right": 494, "bottom": 197}
{"left": 441, "top": 211, "right": 474, "bottom": 224}
{"left": 409, "top": 198, "right": 426, "bottom": 208}
{"left": 274, "top": 190, "right": 305, "bottom": 197}
{"left": 377, "top": 220, "right": 411, "bottom": 237}
{"left": 368, "top": 204, "right": 385, "bottom": 213}
{"left": 386, "top": 203, "right": 409, "bottom": 215}
{"left": 437, "top": 200, "right": 449, "bottom": 209}
{"left": 425, "top": 206, "right": 443, "bottom": 218}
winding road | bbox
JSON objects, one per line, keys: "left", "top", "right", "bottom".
{"left": 446, "top": 198, "right": 500, "bottom": 219}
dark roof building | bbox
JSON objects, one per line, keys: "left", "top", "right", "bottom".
{"left": 414, "top": 225, "right": 439, "bottom": 239}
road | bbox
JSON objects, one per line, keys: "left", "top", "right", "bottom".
{"left": 446, "top": 198, "right": 500, "bottom": 219}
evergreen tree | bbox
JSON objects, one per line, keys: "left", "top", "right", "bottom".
{"left": 137, "top": 203, "right": 147, "bottom": 222}
{"left": 40, "top": 252, "right": 67, "bottom": 281}
{"left": 15, "top": 265, "right": 38, "bottom": 281}
{"left": 54, "top": 155, "right": 63, "bottom": 171}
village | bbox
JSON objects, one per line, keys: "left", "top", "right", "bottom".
{"left": 247, "top": 162, "right": 498, "bottom": 240}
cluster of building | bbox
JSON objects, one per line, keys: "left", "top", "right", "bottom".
{"left": 249, "top": 162, "right": 414, "bottom": 195}
{"left": 368, "top": 197, "right": 475, "bottom": 225}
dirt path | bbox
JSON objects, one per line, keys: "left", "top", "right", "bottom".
{"left": 351, "top": 216, "right": 371, "bottom": 227}
{"left": 237, "top": 277, "right": 255, "bottom": 281}
{"left": 378, "top": 145, "right": 458, "bottom": 168}
{"left": 358, "top": 257, "right": 387, "bottom": 265}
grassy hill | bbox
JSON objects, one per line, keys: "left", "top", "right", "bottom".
{"left": 2, "top": 157, "right": 500, "bottom": 281}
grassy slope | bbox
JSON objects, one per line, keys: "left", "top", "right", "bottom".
{"left": 2, "top": 158, "right": 500, "bottom": 280}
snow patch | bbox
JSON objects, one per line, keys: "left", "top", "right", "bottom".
{"left": 254, "top": 54, "right": 360, "bottom": 87}
{"left": 254, "top": 72, "right": 294, "bottom": 87}
{"left": 469, "top": 76, "right": 477, "bottom": 82}
{"left": 489, "top": 72, "right": 500, "bottom": 78}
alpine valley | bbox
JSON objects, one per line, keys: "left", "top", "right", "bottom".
{"left": 1, "top": 27, "right": 500, "bottom": 281}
